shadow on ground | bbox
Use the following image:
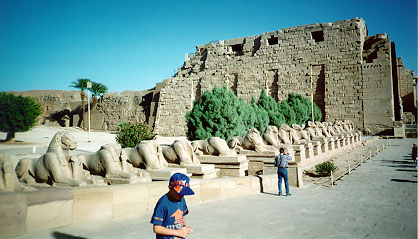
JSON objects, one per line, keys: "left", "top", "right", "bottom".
{"left": 52, "top": 231, "right": 87, "bottom": 239}
{"left": 391, "top": 179, "right": 417, "bottom": 183}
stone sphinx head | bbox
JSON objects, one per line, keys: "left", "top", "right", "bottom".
{"left": 246, "top": 128, "right": 264, "bottom": 146}
{"left": 265, "top": 125, "right": 279, "bottom": 135}
{"left": 308, "top": 121, "right": 316, "bottom": 128}
{"left": 291, "top": 123, "right": 304, "bottom": 130}
{"left": 279, "top": 124, "right": 292, "bottom": 132}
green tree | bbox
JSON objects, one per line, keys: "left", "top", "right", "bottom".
{"left": 278, "top": 93, "right": 322, "bottom": 126}
{"left": 70, "top": 78, "right": 89, "bottom": 129}
{"left": 277, "top": 101, "right": 297, "bottom": 125}
{"left": 0, "top": 93, "right": 42, "bottom": 141}
{"left": 249, "top": 98, "right": 269, "bottom": 133}
{"left": 90, "top": 82, "right": 108, "bottom": 122}
{"left": 186, "top": 87, "right": 254, "bottom": 140}
{"left": 116, "top": 122, "right": 154, "bottom": 148}
{"left": 256, "top": 89, "right": 285, "bottom": 126}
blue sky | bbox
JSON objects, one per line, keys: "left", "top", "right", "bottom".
{"left": 0, "top": 0, "right": 416, "bottom": 93}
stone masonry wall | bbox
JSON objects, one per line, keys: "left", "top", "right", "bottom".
{"left": 156, "top": 18, "right": 375, "bottom": 135}
{"left": 10, "top": 90, "right": 150, "bottom": 131}
{"left": 7, "top": 19, "right": 416, "bottom": 136}
{"left": 153, "top": 78, "right": 194, "bottom": 136}
{"left": 397, "top": 57, "right": 417, "bottom": 117}
{"left": 361, "top": 35, "right": 396, "bottom": 132}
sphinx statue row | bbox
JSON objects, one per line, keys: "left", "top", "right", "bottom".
{"left": 0, "top": 120, "right": 360, "bottom": 190}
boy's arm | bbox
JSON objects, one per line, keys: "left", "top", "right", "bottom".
{"left": 153, "top": 225, "right": 190, "bottom": 238}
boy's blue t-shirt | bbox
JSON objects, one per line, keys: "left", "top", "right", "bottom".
{"left": 150, "top": 194, "right": 189, "bottom": 239}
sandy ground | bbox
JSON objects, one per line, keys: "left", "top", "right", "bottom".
{"left": 9, "top": 137, "right": 417, "bottom": 239}
{"left": 0, "top": 125, "right": 118, "bottom": 168}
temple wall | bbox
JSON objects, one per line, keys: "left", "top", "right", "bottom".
{"left": 361, "top": 36, "right": 396, "bottom": 132}
{"left": 397, "top": 58, "right": 417, "bottom": 118}
{"left": 10, "top": 90, "right": 150, "bottom": 131}
{"left": 153, "top": 17, "right": 417, "bottom": 136}
{"left": 7, "top": 18, "right": 417, "bottom": 136}
{"left": 153, "top": 78, "right": 194, "bottom": 136}
{"left": 157, "top": 18, "right": 370, "bottom": 135}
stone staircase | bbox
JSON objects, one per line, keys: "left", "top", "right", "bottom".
{"left": 405, "top": 124, "right": 417, "bottom": 138}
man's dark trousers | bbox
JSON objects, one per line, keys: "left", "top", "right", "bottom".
{"left": 278, "top": 167, "right": 289, "bottom": 195}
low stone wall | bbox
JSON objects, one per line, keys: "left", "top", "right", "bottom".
{"left": 0, "top": 175, "right": 277, "bottom": 238}
{"left": 9, "top": 90, "right": 151, "bottom": 131}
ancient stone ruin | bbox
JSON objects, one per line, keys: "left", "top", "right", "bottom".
{"left": 149, "top": 17, "right": 417, "bottom": 136}
{"left": 8, "top": 18, "right": 417, "bottom": 136}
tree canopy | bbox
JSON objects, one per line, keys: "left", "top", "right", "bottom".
{"left": 0, "top": 92, "right": 42, "bottom": 141}
{"left": 186, "top": 87, "right": 258, "bottom": 140}
{"left": 186, "top": 86, "right": 322, "bottom": 140}
{"left": 91, "top": 82, "right": 108, "bottom": 99}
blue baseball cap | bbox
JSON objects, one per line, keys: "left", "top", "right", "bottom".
{"left": 169, "top": 173, "right": 194, "bottom": 196}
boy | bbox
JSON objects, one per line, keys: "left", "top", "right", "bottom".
{"left": 150, "top": 173, "right": 194, "bottom": 238}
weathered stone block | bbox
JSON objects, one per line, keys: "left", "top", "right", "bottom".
{"left": 72, "top": 187, "right": 113, "bottom": 223}
{"left": 200, "top": 179, "right": 221, "bottom": 201}
{"left": 0, "top": 193, "right": 27, "bottom": 238}
{"left": 147, "top": 181, "right": 169, "bottom": 211}
{"left": 111, "top": 183, "right": 149, "bottom": 218}
{"left": 27, "top": 199, "right": 73, "bottom": 232}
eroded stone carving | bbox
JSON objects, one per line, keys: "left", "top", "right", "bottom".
{"left": 277, "top": 124, "right": 293, "bottom": 145}
{"left": 122, "top": 140, "right": 168, "bottom": 170}
{"left": 191, "top": 137, "right": 237, "bottom": 156}
{"left": 291, "top": 124, "right": 311, "bottom": 143}
{"left": 161, "top": 140, "right": 200, "bottom": 165}
{"left": 0, "top": 153, "right": 23, "bottom": 191}
{"left": 325, "top": 121, "right": 340, "bottom": 136}
{"left": 306, "top": 121, "right": 326, "bottom": 140}
{"left": 262, "top": 126, "right": 281, "bottom": 149}
{"left": 77, "top": 143, "right": 139, "bottom": 180}
{"left": 15, "top": 131, "right": 87, "bottom": 187}
{"left": 316, "top": 122, "right": 333, "bottom": 137}
{"left": 228, "top": 128, "right": 268, "bottom": 152}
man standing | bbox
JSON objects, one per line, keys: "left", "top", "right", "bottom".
{"left": 274, "top": 147, "right": 292, "bottom": 196}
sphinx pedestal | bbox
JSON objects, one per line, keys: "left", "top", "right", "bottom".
{"left": 167, "top": 163, "right": 219, "bottom": 179}
{"left": 262, "top": 161, "right": 303, "bottom": 187}
{"left": 147, "top": 167, "right": 188, "bottom": 180}
{"left": 198, "top": 155, "right": 248, "bottom": 177}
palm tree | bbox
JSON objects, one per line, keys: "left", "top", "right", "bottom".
{"left": 90, "top": 82, "right": 108, "bottom": 123}
{"left": 70, "top": 78, "right": 89, "bottom": 129}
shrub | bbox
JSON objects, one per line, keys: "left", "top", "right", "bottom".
{"left": 249, "top": 98, "right": 269, "bottom": 133}
{"left": 279, "top": 93, "right": 322, "bottom": 125}
{"left": 116, "top": 122, "right": 154, "bottom": 148}
{"left": 186, "top": 87, "right": 269, "bottom": 140}
{"left": 256, "top": 89, "right": 285, "bottom": 126}
{"left": 0, "top": 92, "right": 42, "bottom": 141}
{"left": 186, "top": 87, "right": 323, "bottom": 141}
{"left": 315, "top": 161, "right": 337, "bottom": 176}
{"left": 277, "top": 100, "right": 296, "bottom": 125}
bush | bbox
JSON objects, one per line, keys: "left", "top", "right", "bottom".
{"left": 279, "top": 93, "right": 322, "bottom": 126}
{"left": 277, "top": 100, "right": 296, "bottom": 125}
{"left": 249, "top": 98, "right": 269, "bottom": 134}
{"left": 256, "top": 89, "right": 285, "bottom": 126}
{"left": 186, "top": 87, "right": 323, "bottom": 141}
{"left": 116, "top": 122, "right": 154, "bottom": 148}
{"left": 315, "top": 161, "right": 337, "bottom": 176}
{"left": 0, "top": 92, "right": 42, "bottom": 141}
{"left": 186, "top": 87, "right": 261, "bottom": 140}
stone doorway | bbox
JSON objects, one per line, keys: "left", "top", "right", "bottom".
{"left": 312, "top": 65, "right": 326, "bottom": 121}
